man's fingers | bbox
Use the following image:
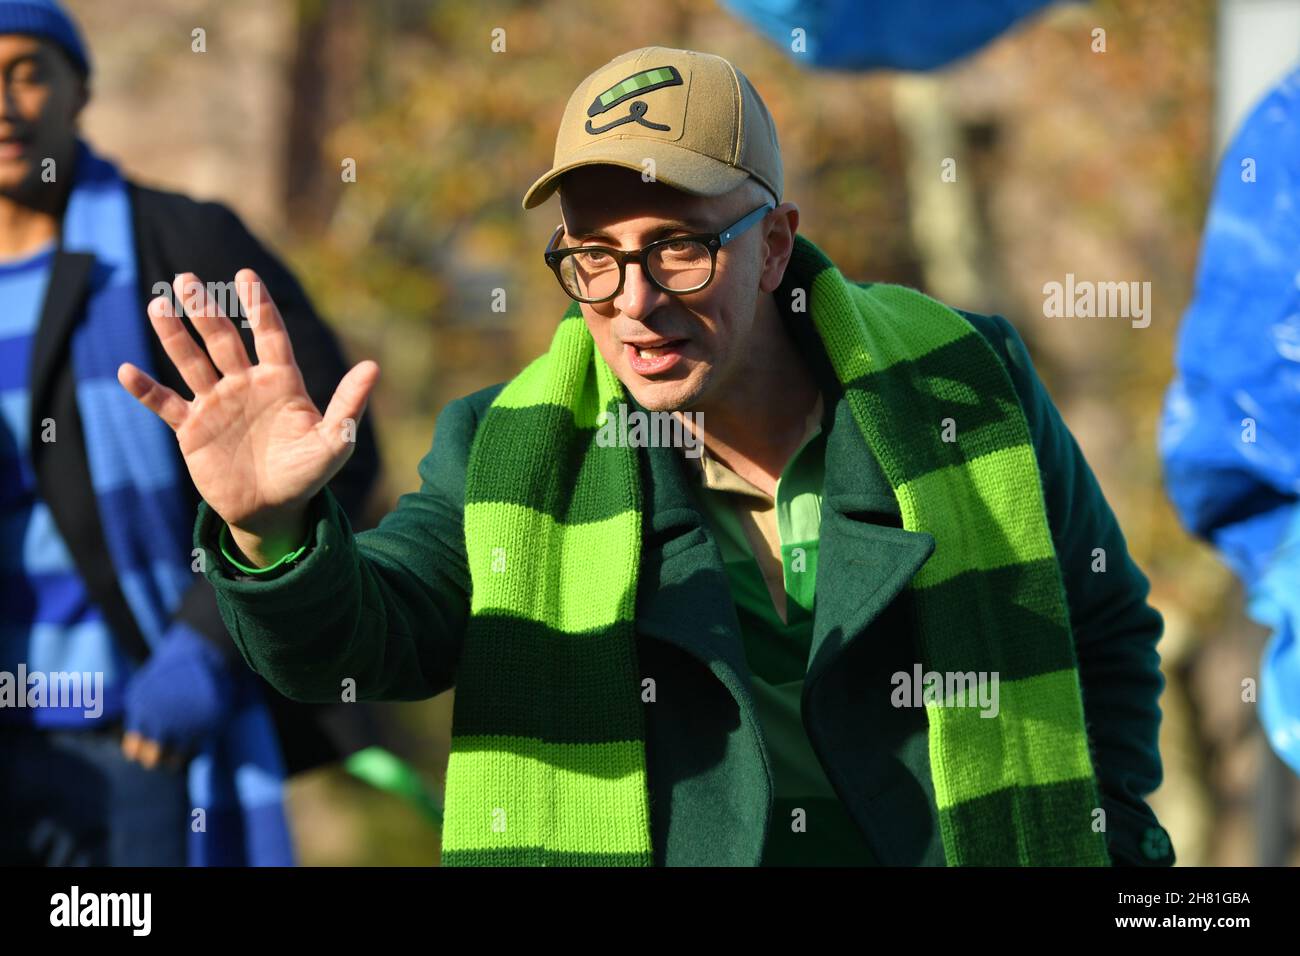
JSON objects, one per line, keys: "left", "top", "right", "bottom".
{"left": 235, "top": 268, "right": 295, "bottom": 366}
{"left": 122, "top": 731, "right": 185, "bottom": 771}
{"left": 117, "top": 362, "right": 189, "bottom": 431}
{"left": 121, "top": 731, "right": 142, "bottom": 762}
{"left": 122, "top": 731, "right": 160, "bottom": 768}
{"left": 321, "top": 360, "right": 380, "bottom": 449}
{"left": 174, "top": 272, "right": 251, "bottom": 377}
{"left": 147, "top": 294, "right": 220, "bottom": 395}
{"left": 134, "top": 737, "right": 163, "bottom": 770}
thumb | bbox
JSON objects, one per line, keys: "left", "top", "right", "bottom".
{"left": 320, "top": 360, "right": 380, "bottom": 449}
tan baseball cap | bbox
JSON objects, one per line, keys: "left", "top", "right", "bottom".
{"left": 521, "top": 46, "right": 783, "bottom": 210}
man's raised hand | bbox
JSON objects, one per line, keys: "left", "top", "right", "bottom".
{"left": 117, "top": 269, "right": 379, "bottom": 566}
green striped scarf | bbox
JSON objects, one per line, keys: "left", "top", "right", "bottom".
{"left": 441, "top": 234, "right": 1110, "bottom": 867}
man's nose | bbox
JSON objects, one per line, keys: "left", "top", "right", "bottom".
{"left": 613, "top": 260, "right": 669, "bottom": 319}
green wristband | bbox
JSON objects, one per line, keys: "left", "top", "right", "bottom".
{"left": 218, "top": 522, "right": 309, "bottom": 575}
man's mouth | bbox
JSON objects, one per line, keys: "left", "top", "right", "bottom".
{"left": 0, "top": 136, "right": 31, "bottom": 161}
{"left": 624, "top": 338, "right": 688, "bottom": 375}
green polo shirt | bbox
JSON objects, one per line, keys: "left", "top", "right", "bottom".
{"left": 682, "top": 394, "right": 876, "bottom": 866}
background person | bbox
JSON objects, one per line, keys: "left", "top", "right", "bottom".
{"left": 0, "top": 0, "right": 381, "bottom": 865}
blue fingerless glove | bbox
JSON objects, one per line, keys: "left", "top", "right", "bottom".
{"left": 124, "top": 625, "right": 236, "bottom": 751}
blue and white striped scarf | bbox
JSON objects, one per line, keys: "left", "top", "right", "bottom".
{"left": 63, "top": 140, "right": 293, "bottom": 865}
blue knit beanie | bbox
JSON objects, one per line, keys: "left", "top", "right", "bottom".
{"left": 0, "top": 0, "right": 90, "bottom": 76}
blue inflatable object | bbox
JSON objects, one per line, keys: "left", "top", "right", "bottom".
{"left": 1160, "top": 66, "right": 1300, "bottom": 775}
{"left": 719, "top": 0, "right": 1066, "bottom": 71}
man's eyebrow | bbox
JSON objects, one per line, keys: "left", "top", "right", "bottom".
{"left": 566, "top": 218, "right": 710, "bottom": 244}
{"left": 1, "top": 52, "right": 44, "bottom": 70}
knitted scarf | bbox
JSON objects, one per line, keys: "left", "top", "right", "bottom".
{"left": 443, "top": 234, "right": 1110, "bottom": 866}
{"left": 64, "top": 141, "right": 294, "bottom": 865}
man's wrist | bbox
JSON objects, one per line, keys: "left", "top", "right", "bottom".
{"left": 220, "top": 522, "right": 309, "bottom": 575}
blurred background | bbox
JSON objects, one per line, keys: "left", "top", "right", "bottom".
{"left": 62, "top": 0, "right": 1299, "bottom": 864}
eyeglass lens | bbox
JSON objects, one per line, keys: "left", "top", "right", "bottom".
{"left": 558, "top": 240, "right": 713, "bottom": 300}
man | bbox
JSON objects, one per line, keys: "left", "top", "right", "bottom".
{"left": 121, "top": 46, "right": 1173, "bottom": 866}
{"left": 0, "top": 0, "right": 381, "bottom": 865}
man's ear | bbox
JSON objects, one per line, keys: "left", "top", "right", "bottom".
{"left": 758, "top": 201, "right": 799, "bottom": 295}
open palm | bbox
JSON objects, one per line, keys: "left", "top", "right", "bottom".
{"left": 118, "top": 269, "right": 378, "bottom": 558}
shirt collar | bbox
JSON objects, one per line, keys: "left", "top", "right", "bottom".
{"left": 683, "top": 391, "right": 826, "bottom": 501}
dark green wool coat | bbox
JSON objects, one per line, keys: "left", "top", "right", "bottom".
{"left": 195, "top": 296, "right": 1175, "bottom": 867}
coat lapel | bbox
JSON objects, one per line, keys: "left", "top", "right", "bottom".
{"left": 631, "top": 393, "right": 771, "bottom": 865}
{"left": 804, "top": 393, "right": 935, "bottom": 691}
{"left": 627, "top": 389, "right": 752, "bottom": 690}
{"left": 799, "top": 391, "right": 946, "bottom": 865}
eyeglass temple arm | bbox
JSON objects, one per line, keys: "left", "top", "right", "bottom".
{"left": 718, "top": 201, "right": 776, "bottom": 247}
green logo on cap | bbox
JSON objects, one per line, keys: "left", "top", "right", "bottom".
{"left": 585, "top": 65, "right": 683, "bottom": 135}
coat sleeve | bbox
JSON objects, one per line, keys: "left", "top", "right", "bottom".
{"left": 192, "top": 394, "right": 481, "bottom": 704}
{"left": 966, "top": 311, "right": 1175, "bottom": 867}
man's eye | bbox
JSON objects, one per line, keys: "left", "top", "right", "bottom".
{"left": 576, "top": 250, "right": 612, "bottom": 265}
{"left": 659, "top": 240, "right": 706, "bottom": 262}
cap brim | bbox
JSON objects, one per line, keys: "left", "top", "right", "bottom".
{"left": 521, "top": 138, "right": 752, "bottom": 210}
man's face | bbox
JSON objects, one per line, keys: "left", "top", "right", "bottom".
{"left": 558, "top": 165, "right": 780, "bottom": 413}
{"left": 0, "top": 34, "right": 85, "bottom": 198}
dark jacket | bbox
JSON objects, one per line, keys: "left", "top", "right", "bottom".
{"left": 30, "top": 181, "right": 382, "bottom": 773}
{"left": 195, "top": 295, "right": 1174, "bottom": 865}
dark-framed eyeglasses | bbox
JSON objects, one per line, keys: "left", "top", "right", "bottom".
{"left": 543, "top": 201, "right": 775, "bottom": 304}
